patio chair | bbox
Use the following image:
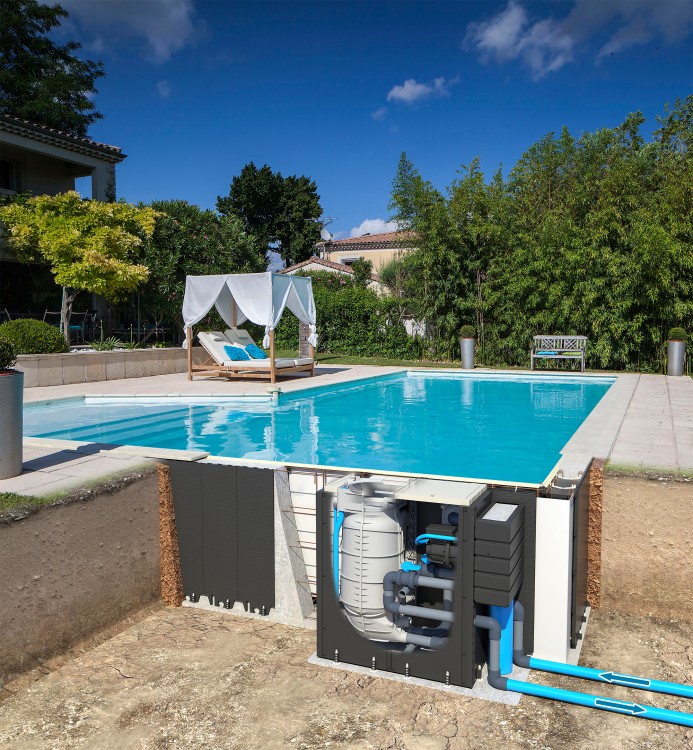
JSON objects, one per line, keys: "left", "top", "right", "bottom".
{"left": 67, "top": 311, "right": 87, "bottom": 343}
{"left": 43, "top": 310, "right": 62, "bottom": 328}
{"left": 0, "top": 308, "right": 10, "bottom": 323}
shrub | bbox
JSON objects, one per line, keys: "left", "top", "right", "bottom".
{"left": 459, "top": 325, "right": 475, "bottom": 339}
{"left": 0, "top": 338, "right": 16, "bottom": 370}
{"left": 668, "top": 327, "right": 687, "bottom": 342}
{"left": 0, "top": 319, "right": 69, "bottom": 354}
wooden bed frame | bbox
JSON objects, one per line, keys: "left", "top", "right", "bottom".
{"left": 186, "top": 326, "right": 315, "bottom": 384}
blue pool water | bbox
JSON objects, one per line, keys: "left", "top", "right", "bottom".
{"left": 24, "top": 372, "right": 613, "bottom": 484}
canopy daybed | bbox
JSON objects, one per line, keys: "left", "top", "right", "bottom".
{"left": 182, "top": 272, "right": 318, "bottom": 383}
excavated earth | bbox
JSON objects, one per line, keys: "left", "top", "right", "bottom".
{"left": 0, "top": 606, "right": 691, "bottom": 750}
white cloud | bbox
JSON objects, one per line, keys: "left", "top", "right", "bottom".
{"left": 156, "top": 80, "right": 172, "bottom": 98}
{"left": 58, "top": 0, "right": 204, "bottom": 63}
{"left": 464, "top": 0, "right": 693, "bottom": 79}
{"left": 386, "top": 76, "right": 458, "bottom": 105}
{"left": 371, "top": 106, "right": 387, "bottom": 122}
{"left": 349, "top": 219, "right": 399, "bottom": 238}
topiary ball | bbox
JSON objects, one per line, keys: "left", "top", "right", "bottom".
{"left": 0, "top": 319, "right": 69, "bottom": 354}
{"left": 668, "top": 327, "right": 687, "bottom": 343}
{"left": 459, "top": 325, "right": 475, "bottom": 339}
{"left": 0, "top": 337, "right": 16, "bottom": 371}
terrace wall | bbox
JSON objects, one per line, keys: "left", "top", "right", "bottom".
{"left": 15, "top": 347, "right": 207, "bottom": 387}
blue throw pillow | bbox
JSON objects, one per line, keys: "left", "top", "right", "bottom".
{"left": 223, "top": 344, "right": 250, "bottom": 361}
{"left": 245, "top": 343, "right": 268, "bottom": 360}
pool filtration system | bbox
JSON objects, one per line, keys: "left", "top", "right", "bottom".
{"left": 317, "top": 476, "right": 693, "bottom": 728}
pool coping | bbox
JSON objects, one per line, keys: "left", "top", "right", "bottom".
{"left": 20, "top": 368, "right": 623, "bottom": 489}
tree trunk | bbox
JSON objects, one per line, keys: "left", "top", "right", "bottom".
{"left": 60, "top": 287, "right": 79, "bottom": 345}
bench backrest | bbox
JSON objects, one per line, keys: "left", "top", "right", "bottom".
{"left": 533, "top": 335, "right": 587, "bottom": 351}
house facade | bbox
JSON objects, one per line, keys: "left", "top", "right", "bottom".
{"left": 0, "top": 115, "right": 126, "bottom": 320}
{"left": 279, "top": 256, "right": 385, "bottom": 294}
{"left": 317, "top": 230, "right": 416, "bottom": 272}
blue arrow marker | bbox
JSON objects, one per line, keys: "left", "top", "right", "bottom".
{"left": 594, "top": 698, "right": 647, "bottom": 715}
{"left": 599, "top": 672, "right": 651, "bottom": 689}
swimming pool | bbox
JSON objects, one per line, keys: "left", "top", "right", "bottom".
{"left": 24, "top": 371, "right": 614, "bottom": 484}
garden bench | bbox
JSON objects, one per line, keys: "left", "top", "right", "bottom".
{"left": 530, "top": 335, "right": 587, "bottom": 373}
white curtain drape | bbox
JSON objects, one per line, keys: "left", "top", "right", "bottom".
{"left": 182, "top": 272, "right": 318, "bottom": 349}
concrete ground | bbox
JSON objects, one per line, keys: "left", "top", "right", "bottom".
{"left": 1, "top": 606, "right": 691, "bottom": 750}
{"left": 3, "top": 366, "right": 690, "bottom": 499}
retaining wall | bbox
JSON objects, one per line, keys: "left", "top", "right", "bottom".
{"left": 16, "top": 347, "right": 206, "bottom": 387}
{"left": 0, "top": 469, "right": 161, "bottom": 682}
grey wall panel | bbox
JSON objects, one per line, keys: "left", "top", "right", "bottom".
{"left": 169, "top": 462, "right": 204, "bottom": 599}
{"left": 201, "top": 463, "right": 238, "bottom": 606}
{"left": 236, "top": 467, "right": 275, "bottom": 613}
{"left": 168, "top": 461, "right": 275, "bottom": 614}
{"left": 490, "top": 488, "right": 537, "bottom": 654}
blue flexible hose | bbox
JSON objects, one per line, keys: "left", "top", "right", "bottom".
{"left": 506, "top": 679, "right": 693, "bottom": 727}
{"left": 415, "top": 533, "right": 457, "bottom": 545}
{"left": 528, "top": 657, "right": 693, "bottom": 700}
{"left": 332, "top": 507, "right": 345, "bottom": 596}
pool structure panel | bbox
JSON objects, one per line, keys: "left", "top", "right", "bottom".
{"left": 23, "top": 371, "right": 615, "bottom": 486}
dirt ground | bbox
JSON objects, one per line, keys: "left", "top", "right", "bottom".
{"left": 0, "top": 605, "right": 691, "bottom": 750}
{"left": 601, "top": 474, "right": 693, "bottom": 620}
{"left": 0, "top": 470, "right": 160, "bottom": 682}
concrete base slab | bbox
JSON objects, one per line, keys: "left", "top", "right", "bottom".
{"left": 182, "top": 595, "right": 317, "bottom": 630}
{"left": 307, "top": 653, "right": 530, "bottom": 705}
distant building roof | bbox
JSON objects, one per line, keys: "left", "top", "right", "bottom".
{"left": 0, "top": 114, "right": 126, "bottom": 163}
{"left": 318, "top": 230, "right": 416, "bottom": 252}
{"left": 280, "top": 256, "right": 381, "bottom": 283}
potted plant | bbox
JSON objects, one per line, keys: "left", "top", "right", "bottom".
{"left": 667, "top": 327, "right": 687, "bottom": 376}
{"left": 0, "top": 338, "right": 23, "bottom": 479}
{"left": 459, "top": 325, "right": 475, "bottom": 370}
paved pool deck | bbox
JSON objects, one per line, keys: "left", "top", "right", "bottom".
{"left": 2, "top": 366, "right": 691, "bottom": 498}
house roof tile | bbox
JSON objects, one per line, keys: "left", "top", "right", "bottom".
{"left": 0, "top": 114, "right": 126, "bottom": 162}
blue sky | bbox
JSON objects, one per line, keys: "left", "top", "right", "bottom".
{"left": 59, "top": 0, "right": 693, "bottom": 242}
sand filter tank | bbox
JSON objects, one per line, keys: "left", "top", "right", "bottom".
{"left": 335, "top": 478, "right": 408, "bottom": 642}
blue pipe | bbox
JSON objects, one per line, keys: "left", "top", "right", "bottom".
{"left": 506, "top": 679, "right": 693, "bottom": 728}
{"left": 527, "top": 657, "right": 693, "bottom": 701}
{"left": 490, "top": 602, "right": 514, "bottom": 675}
{"left": 415, "top": 533, "right": 457, "bottom": 545}
{"left": 332, "top": 507, "right": 345, "bottom": 596}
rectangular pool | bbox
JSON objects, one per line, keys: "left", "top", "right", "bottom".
{"left": 24, "top": 372, "right": 614, "bottom": 484}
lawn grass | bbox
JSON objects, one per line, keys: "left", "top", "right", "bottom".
{"left": 0, "top": 492, "right": 47, "bottom": 514}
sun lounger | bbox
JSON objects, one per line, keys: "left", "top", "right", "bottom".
{"left": 193, "top": 331, "right": 314, "bottom": 382}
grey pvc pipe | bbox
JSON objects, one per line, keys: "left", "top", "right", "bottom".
{"left": 383, "top": 570, "right": 455, "bottom": 624}
{"left": 474, "top": 614, "right": 507, "bottom": 690}
{"left": 513, "top": 599, "right": 530, "bottom": 668}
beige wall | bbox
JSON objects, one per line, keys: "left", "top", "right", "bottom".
{"left": 324, "top": 248, "right": 409, "bottom": 272}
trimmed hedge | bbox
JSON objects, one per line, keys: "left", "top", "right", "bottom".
{"left": 0, "top": 338, "right": 16, "bottom": 370}
{"left": 0, "top": 319, "right": 69, "bottom": 354}
{"left": 273, "top": 281, "right": 421, "bottom": 359}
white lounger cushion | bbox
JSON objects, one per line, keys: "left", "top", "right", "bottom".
{"left": 197, "top": 331, "right": 308, "bottom": 369}
{"left": 225, "top": 327, "right": 313, "bottom": 367}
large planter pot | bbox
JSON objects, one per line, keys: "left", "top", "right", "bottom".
{"left": 460, "top": 338, "right": 475, "bottom": 370}
{"left": 0, "top": 369, "right": 23, "bottom": 480}
{"left": 667, "top": 340, "right": 686, "bottom": 376}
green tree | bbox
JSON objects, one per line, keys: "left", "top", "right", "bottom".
{"left": 388, "top": 151, "right": 420, "bottom": 229}
{"left": 0, "top": 191, "right": 156, "bottom": 340}
{"left": 216, "top": 162, "right": 322, "bottom": 266}
{"left": 136, "top": 200, "right": 266, "bottom": 341}
{"left": 0, "top": 0, "right": 104, "bottom": 137}
{"left": 350, "top": 258, "right": 373, "bottom": 288}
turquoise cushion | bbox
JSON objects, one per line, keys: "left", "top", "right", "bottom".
{"left": 537, "top": 350, "right": 558, "bottom": 355}
{"left": 223, "top": 344, "right": 250, "bottom": 361}
{"left": 245, "top": 343, "right": 268, "bottom": 360}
